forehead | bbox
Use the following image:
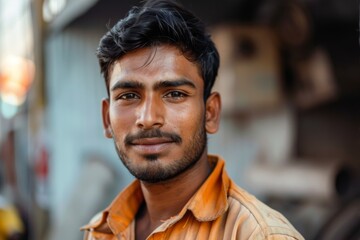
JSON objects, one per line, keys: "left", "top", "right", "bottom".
{"left": 108, "top": 45, "right": 203, "bottom": 89}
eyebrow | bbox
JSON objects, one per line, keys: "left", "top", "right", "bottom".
{"left": 110, "top": 81, "right": 144, "bottom": 92}
{"left": 153, "top": 79, "right": 196, "bottom": 91}
{"left": 110, "top": 79, "right": 196, "bottom": 92}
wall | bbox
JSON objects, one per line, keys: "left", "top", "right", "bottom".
{"left": 44, "top": 24, "right": 134, "bottom": 225}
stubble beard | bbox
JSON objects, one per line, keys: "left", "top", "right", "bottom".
{"left": 113, "top": 121, "right": 207, "bottom": 183}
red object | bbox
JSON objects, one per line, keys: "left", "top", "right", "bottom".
{"left": 35, "top": 146, "right": 49, "bottom": 180}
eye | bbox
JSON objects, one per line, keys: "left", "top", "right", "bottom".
{"left": 118, "top": 92, "right": 140, "bottom": 100}
{"left": 164, "top": 91, "right": 187, "bottom": 99}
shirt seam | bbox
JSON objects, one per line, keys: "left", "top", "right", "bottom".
{"left": 227, "top": 189, "right": 298, "bottom": 239}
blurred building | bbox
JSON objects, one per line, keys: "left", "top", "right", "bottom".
{"left": 0, "top": 0, "right": 359, "bottom": 239}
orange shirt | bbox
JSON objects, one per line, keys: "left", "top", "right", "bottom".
{"left": 82, "top": 155, "right": 304, "bottom": 240}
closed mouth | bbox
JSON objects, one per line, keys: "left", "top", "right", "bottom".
{"left": 130, "top": 137, "right": 174, "bottom": 146}
{"left": 129, "top": 137, "right": 176, "bottom": 155}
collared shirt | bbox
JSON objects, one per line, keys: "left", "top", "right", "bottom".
{"left": 82, "top": 155, "right": 304, "bottom": 240}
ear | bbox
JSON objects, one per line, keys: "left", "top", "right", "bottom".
{"left": 102, "top": 98, "right": 113, "bottom": 138}
{"left": 205, "top": 92, "right": 221, "bottom": 134}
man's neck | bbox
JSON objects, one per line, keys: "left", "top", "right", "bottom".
{"left": 136, "top": 152, "right": 211, "bottom": 234}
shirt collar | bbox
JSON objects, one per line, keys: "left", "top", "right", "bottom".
{"left": 81, "top": 180, "right": 143, "bottom": 234}
{"left": 82, "top": 155, "right": 229, "bottom": 234}
{"left": 186, "top": 155, "right": 229, "bottom": 221}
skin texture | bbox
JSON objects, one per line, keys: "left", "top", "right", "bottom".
{"left": 102, "top": 45, "right": 221, "bottom": 240}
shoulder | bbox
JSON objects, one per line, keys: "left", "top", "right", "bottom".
{"left": 226, "top": 181, "right": 304, "bottom": 240}
{"left": 81, "top": 211, "right": 113, "bottom": 239}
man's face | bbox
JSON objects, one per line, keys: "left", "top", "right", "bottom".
{"left": 102, "top": 45, "right": 220, "bottom": 183}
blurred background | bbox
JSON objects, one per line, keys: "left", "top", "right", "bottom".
{"left": 0, "top": 0, "right": 359, "bottom": 239}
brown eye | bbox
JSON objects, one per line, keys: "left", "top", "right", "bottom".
{"left": 119, "top": 93, "right": 140, "bottom": 100}
{"left": 164, "top": 91, "right": 186, "bottom": 99}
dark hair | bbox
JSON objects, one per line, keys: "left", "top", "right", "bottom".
{"left": 96, "top": 0, "right": 219, "bottom": 100}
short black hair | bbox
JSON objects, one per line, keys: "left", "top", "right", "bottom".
{"left": 96, "top": 0, "right": 219, "bottom": 100}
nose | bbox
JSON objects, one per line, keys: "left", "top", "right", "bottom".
{"left": 135, "top": 95, "right": 164, "bottom": 130}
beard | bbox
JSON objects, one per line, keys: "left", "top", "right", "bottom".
{"left": 112, "top": 120, "right": 207, "bottom": 183}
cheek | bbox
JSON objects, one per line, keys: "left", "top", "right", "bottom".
{"left": 109, "top": 107, "right": 136, "bottom": 132}
{"left": 167, "top": 102, "right": 205, "bottom": 134}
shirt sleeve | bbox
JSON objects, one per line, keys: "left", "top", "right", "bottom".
{"left": 83, "top": 230, "right": 115, "bottom": 240}
{"left": 234, "top": 217, "right": 304, "bottom": 240}
{"left": 249, "top": 229, "right": 304, "bottom": 240}
{"left": 83, "top": 230, "right": 90, "bottom": 240}
{"left": 267, "top": 234, "right": 303, "bottom": 240}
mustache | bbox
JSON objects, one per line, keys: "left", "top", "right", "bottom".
{"left": 125, "top": 129, "right": 182, "bottom": 145}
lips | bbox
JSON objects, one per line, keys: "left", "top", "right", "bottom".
{"left": 131, "top": 137, "right": 173, "bottom": 145}
{"left": 130, "top": 137, "right": 175, "bottom": 154}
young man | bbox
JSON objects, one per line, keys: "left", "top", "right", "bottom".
{"left": 82, "top": 0, "right": 304, "bottom": 239}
